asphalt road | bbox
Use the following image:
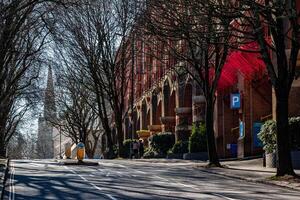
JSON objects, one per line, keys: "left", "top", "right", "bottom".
{"left": 3, "top": 159, "right": 300, "bottom": 200}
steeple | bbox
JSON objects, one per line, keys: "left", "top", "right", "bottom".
{"left": 44, "top": 66, "right": 56, "bottom": 121}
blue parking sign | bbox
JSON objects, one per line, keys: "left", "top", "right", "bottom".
{"left": 230, "top": 93, "right": 241, "bottom": 109}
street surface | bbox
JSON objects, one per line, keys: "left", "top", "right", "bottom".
{"left": 3, "top": 159, "right": 300, "bottom": 200}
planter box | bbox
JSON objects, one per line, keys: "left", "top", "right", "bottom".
{"left": 137, "top": 130, "right": 151, "bottom": 138}
{"left": 183, "top": 152, "right": 208, "bottom": 161}
{"left": 167, "top": 153, "right": 183, "bottom": 159}
{"left": 264, "top": 151, "right": 300, "bottom": 169}
{"left": 291, "top": 150, "right": 300, "bottom": 169}
{"left": 265, "top": 152, "right": 276, "bottom": 168}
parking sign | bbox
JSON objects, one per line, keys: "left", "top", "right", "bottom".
{"left": 230, "top": 93, "right": 241, "bottom": 109}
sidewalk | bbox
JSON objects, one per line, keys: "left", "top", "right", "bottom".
{"left": 197, "top": 158, "right": 300, "bottom": 191}
{"left": 133, "top": 158, "right": 300, "bottom": 191}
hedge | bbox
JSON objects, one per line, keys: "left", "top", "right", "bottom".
{"left": 171, "top": 140, "right": 189, "bottom": 154}
{"left": 148, "top": 132, "right": 175, "bottom": 156}
{"left": 189, "top": 122, "right": 207, "bottom": 153}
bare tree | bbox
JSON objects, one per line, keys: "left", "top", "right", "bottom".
{"left": 7, "top": 130, "right": 37, "bottom": 159}
{"left": 144, "top": 0, "right": 236, "bottom": 166}
{"left": 0, "top": 0, "right": 45, "bottom": 157}
{"left": 0, "top": 0, "right": 78, "bottom": 158}
{"left": 233, "top": 0, "right": 300, "bottom": 176}
{"left": 7, "top": 131, "right": 26, "bottom": 159}
{"left": 51, "top": 0, "right": 141, "bottom": 157}
{"left": 48, "top": 66, "right": 102, "bottom": 159}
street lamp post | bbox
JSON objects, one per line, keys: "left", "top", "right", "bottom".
{"left": 130, "top": 30, "right": 135, "bottom": 159}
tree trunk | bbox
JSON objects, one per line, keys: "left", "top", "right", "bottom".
{"left": 85, "top": 140, "right": 93, "bottom": 159}
{"left": 105, "top": 128, "right": 114, "bottom": 159}
{"left": 0, "top": 144, "right": 6, "bottom": 158}
{"left": 275, "top": 90, "right": 295, "bottom": 176}
{"left": 115, "top": 114, "right": 124, "bottom": 157}
{"left": 0, "top": 125, "right": 7, "bottom": 158}
{"left": 95, "top": 89, "right": 114, "bottom": 159}
{"left": 205, "top": 97, "right": 221, "bottom": 167}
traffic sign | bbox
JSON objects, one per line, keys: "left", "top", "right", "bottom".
{"left": 230, "top": 93, "right": 241, "bottom": 109}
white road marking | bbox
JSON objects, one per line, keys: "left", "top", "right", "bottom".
{"left": 97, "top": 168, "right": 104, "bottom": 172}
{"left": 8, "top": 167, "right": 11, "bottom": 199}
{"left": 97, "top": 167, "right": 125, "bottom": 178}
{"left": 101, "top": 162, "right": 238, "bottom": 200}
{"left": 212, "top": 192, "right": 238, "bottom": 200}
{"left": 9, "top": 162, "right": 15, "bottom": 200}
{"left": 154, "top": 175, "right": 169, "bottom": 181}
{"left": 105, "top": 163, "right": 146, "bottom": 174}
{"left": 28, "top": 163, "right": 42, "bottom": 167}
{"left": 72, "top": 163, "right": 237, "bottom": 200}
{"left": 64, "top": 166, "right": 117, "bottom": 200}
{"left": 99, "top": 162, "right": 132, "bottom": 170}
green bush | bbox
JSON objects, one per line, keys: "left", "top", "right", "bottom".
{"left": 258, "top": 117, "right": 300, "bottom": 153}
{"left": 189, "top": 122, "right": 207, "bottom": 153}
{"left": 258, "top": 120, "right": 277, "bottom": 154}
{"left": 171, "top": 140, "right": 189, "bottom": 154}
{"left": 112, "top": 145, "right": 119, "bottom": 158}
{"left": 149, "top": 132, "right": 175, "bottom": 155}
{"left": 143, "top": 147, "right": 164, "bottom": 158}
{"left": 120, "top": 139, "right": 138, "bottom": 158}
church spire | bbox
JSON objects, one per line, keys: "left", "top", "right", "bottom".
{"left": 44, "top": 66, "right": 56, "bottom": 121}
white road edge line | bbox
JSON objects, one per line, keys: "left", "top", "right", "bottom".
{"left": 9, "top": 162, "right": 15, "bottom": 200}
{"left": 13, "top": 163, "right": 15, "bottom": 200}
{"left": 9, "top": 164, "right": 12, "bottom": 200}
{"left": 64, "top": 166, "right": 117, "bottom": 200}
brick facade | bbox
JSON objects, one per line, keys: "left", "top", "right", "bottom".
{"left": 120, "top": 3, "right": 300, "bottom": 158}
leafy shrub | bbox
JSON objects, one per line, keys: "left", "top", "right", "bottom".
{"left": 120, "top": 139, "right": 137, "bottom": 158}
{"left": 171, "top": 140, "right": 189, "bottom": 154}
{"left": 258, "top": 118, "right": 300, "bottom": 153}
{"left": 258, "top": 120, "right": 277, "bottom": 154}
{"left": 149, "top": 132, "right": 175, "bottom": 155}
{"left": 189, "top": 122, "right": 207, "bottom": 153}
{"left": 143, "top": 147, "right": 164, "bottom": 158}
{"left": 109, "top": 145, "right": 118, "bottom": 159}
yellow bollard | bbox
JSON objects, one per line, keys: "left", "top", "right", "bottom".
{"left": 65, "top": 143, "right": 71, "bottom": 159}
{"left": 65, "top": 147, "right": 71, "bottom": 159}
{"left": 76, "top": 142, "right": 85, "bottom": 162}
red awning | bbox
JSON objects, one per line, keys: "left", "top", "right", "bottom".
{"left": 217, "top": 42, "right": 267, "bottom": 91}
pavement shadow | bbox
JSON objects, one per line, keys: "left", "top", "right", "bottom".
{"left": 3, "top": 167, "right": 107, "bottom": 200}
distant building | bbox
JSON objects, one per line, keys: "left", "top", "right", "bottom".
{"left": 36, "top": 66, "right": 56, "bottom": 159}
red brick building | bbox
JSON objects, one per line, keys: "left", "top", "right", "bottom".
{"left": 121, "top": 3, "right": 300, "bottom": 159}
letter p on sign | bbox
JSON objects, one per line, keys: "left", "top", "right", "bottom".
{"left": 230, "top": 93, "right": 241, "bottom": 109}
